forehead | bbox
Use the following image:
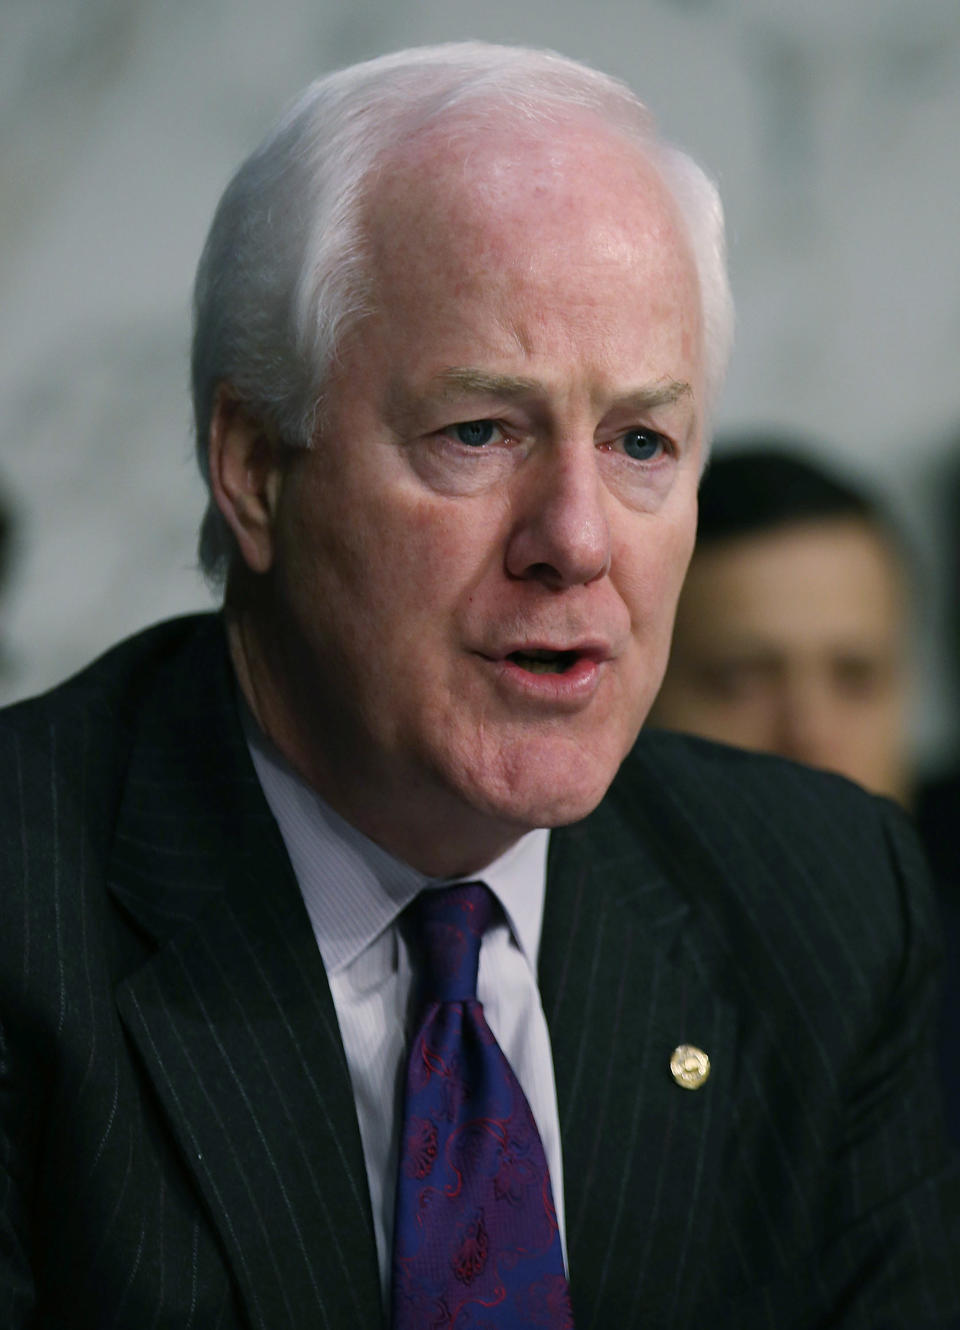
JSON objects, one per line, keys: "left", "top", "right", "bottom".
{"left": 360, "top": 114, "right": 701, "bottom": 335}
{"left": 371, "top": 112, "right": 666, "bottom": 219}
{"left": 680, "top": 520, "right": 907, "bottom": 643}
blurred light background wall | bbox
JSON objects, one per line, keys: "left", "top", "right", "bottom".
{"left": 1, "top": 0, "right": 958, "bottom": 771}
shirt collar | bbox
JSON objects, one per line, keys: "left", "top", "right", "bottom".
{"left": 243, "top": 707, "right": 549, "bottom": 975}
{"left": 453, "top": 831, "right": 550, "bottom": 976}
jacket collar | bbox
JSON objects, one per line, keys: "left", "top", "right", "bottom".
{"left": 543, "top": 760, "right": 737, "bottom": 1326}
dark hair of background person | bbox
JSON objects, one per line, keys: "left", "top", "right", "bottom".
{"left": 696, "top": 436, "right": 905, "bottom": 556}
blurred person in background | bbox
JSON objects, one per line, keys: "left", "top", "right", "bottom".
{"left": 651, "top": 441, "right": 960, "bottom": 1145}
{"left": 917, "top": 444, "right": 960, "bottom": 891}
{"left": 916, "top": 444, "right": 960, "bottom": 1146}
{"left": 650, "top": 444, "right": 912, "bottom": 803}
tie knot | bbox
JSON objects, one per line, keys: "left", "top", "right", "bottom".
{"left": 410, "top": 882, "right": 493, "bottom": 1003}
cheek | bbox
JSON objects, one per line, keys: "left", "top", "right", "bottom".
{"left": 617, "top": 516, "right": 697, "bottom": 625}
{"left": 301, "top": 485, "right": 498, "bottom": 640}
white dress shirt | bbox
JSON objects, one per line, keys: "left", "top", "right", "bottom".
{"left": 245, "top": 718, "right": 568, "bottom": 1309}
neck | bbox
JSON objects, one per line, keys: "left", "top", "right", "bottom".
{"left": 225, "top": 602, "right": 530, "bottom": 878}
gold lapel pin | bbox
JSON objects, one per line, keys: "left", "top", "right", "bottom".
{"left": 670, "top": 1044, "right": 710, "bottom": 1090}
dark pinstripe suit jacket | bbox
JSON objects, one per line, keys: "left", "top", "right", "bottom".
{"left": 2, "top": 614, "right": 959, "bottom": 1329}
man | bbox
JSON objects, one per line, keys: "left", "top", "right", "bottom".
{"left": 649, "top": 445, "right": 912, "bottom": 802}
{"left": 650, "top": 443, "right": 960, "bottom": 1147}
{"left": 1, "top": 43, "right": 958, "bottom": 1330}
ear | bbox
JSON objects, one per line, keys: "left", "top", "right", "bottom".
{"left": 207, "top": 384, "right": 286, "bottom": 575}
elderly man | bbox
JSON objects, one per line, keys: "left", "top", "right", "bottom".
{"left": 1, "top": 42, "right": 958, "bottom": 1330}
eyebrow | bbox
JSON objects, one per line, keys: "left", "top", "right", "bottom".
{"left": 429, "top": 367, "right": 694, "bottom": 412}
{"left": 429, "top": 368, "right": 541, "bottom": 402}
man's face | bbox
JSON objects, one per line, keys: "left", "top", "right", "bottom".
{"left": 244, "top": 120, "right": 705, "bottom": 872}
{"left": 650, "top": 518, "right": 911, "bottom": 803}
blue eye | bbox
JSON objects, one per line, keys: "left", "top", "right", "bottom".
{"left": 623, "top": 429, "right": 665, "bottom": 461}
{"left": 453, "top": 420, "right": 498, "bottom": 447}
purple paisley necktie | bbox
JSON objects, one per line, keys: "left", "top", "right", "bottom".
{"left": 391, "top": 882, "right": 573, "bottom": 1329}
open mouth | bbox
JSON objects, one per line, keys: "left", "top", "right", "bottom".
{"left": 507, "top": 649, "right": 579, "bottom": 675}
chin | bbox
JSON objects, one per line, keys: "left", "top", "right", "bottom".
{"left": 531, "top": 788, "right": 611, "bottom": 829}
{"left": 463, "top": 746, "right": 625, "bottom": 833}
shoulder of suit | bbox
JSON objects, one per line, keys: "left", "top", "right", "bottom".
{"left": 624, "top": 725, "right": 897, "bottom": 826}
{"left": 0, "top": 613, "right": 226, "bottom": 834}
{"left": 0, "top": 612, "right": 222, "bottom": 740}
{"left": 586, "top": 731, "right": 935, "bottom": 1022}
{"left": 600, "top": 727, "right": 923, "bottom": 929}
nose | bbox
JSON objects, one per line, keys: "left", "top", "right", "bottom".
{"left": 772, "top": 674, "right": 837, "bottom": 769}
{"left": 504, "top": 444, "right": 611, "bottom": 589}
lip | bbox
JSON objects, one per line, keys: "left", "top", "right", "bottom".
{"left": 477, "top": 640, "right": 613, "bottom": 708}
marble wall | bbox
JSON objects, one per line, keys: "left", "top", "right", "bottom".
{"left": 2, "top": 0, "right": 958, "bottom": 765}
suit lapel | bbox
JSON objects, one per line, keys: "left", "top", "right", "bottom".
{"left": 109, "top": 619, "right": 382, "bottom": 1330}
{"left": 542, "top": 781, "right": 737, "bottom": 1328}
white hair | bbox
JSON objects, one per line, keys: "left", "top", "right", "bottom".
{"left": 192, "top": 41, "right": 734, "bottom": 578}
